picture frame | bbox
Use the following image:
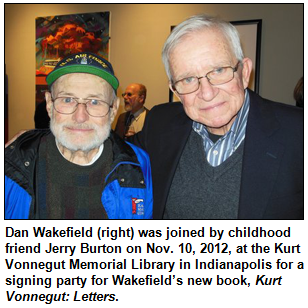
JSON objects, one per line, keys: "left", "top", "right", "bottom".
{"left": 231, "top": 19, "right": 262, "bottom": 94}
{"left": 168, "top": 19, "right": 262, "bottom": 102}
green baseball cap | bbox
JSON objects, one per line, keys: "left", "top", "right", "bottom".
{"left": 46, "top": 52, "right": 119, "bottom": 91}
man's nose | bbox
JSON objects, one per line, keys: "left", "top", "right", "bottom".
{"left": 198, "top": 77, "right": 219, "bottom": 101}
{"left": 72, "top": 103, "right": 89, "bottom": 123}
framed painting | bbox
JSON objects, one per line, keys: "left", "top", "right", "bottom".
{"left": 168, "top": 19, "right": 262, "bottom": 102}
{"left": 35, "top": 12, "right": 110, "bottom": 106}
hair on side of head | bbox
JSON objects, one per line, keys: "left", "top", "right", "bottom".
{"left": 137, "top": 84, "right": 147, "bottom": 100}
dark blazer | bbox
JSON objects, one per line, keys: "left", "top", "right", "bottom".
{"left": 115, "top": 108, "right": 149, "bottom": 138}
{"left": 114, "top": 112, "right": 130, "bottom": 138}
{"left": 133, "top": 90, "right": 303, "bottom": 219}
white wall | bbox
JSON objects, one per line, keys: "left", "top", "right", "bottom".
{"left": 5, "top": 3, "right": 303, "bottom": 138}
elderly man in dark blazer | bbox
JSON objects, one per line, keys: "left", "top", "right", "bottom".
{"left": 133, "top": 14, "right": 303, "bottom": 219}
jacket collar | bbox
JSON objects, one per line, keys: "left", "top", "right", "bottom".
{"left": 5, "top": 129, "right": 145, "bottom": 192}
{"left": 109, "top": 130, "right": 140, "bottom": 165}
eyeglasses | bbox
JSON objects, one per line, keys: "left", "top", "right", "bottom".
{"left": 51, "top": 97, "right": 112, "bottom": 117}
{"left": 122, "top": 92, "right": 133, "bottom": 97}
{"left": 172, "top": 62, "right": 241, "bottom": 95}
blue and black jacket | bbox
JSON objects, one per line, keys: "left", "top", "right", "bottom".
{"left": 5, "top": 130, "right": 153, "bottom": 219}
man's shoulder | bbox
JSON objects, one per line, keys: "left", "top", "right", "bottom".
{"left": 5, "top": 129, "right": 51, "bottom": 189}
{"left": 110, "top": 132, "right": 150, "bottom": 172}
{"left": 6, "top": 129, "right": 51, "bottom": 153}
{"left": 151, "top": 101, "right": 183, "bottom": 111}
{"left": 250, "top": 90, "right": 302, "bottom": 113}
{"left": 250, "top": 90, "right": 303, "bottom": 121}
{"left": 126, "top": 141, "right": 150, "bottom": 162}
{"left": 248, "top": 90, "right": 303, "bottom": 139}
{"left": 148, "top": 102, "right": 184, "bottom": 118}
{"left": 142, "top": 102, "right": 191, "bottom": 132}
{"left": 110, "top": 131, "right": 148, "bottom": 158}
{"left": 117, "top": 111, "right": 129, "bottom": 120}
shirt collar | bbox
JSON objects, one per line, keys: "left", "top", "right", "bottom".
{"left": 132, "top": 106, "right": 145, "bottom": 119}
{"left": 229, "top": 90, "right": 250, "bottom": 135}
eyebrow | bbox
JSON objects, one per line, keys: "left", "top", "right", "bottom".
{"left": 56, "top": 91, "right": 107, "bottom": 99}
{"left": 85, "top": 93, "right": 107, "bottom": 99}
{"left": 56, "top": 91, "right": 75, "bottom": 96}
{"left": 174, "top": 73, "right": 196, "bottom": 83}
{"left": 174, "top": 63, "right": 233, "bottom": 81}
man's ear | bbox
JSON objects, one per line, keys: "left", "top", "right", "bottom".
{"left": 169, "top": 81, "right": 180, "bottom": 102}
{"left": 110, "top": 97, "right": 120, "bottom": 123}
{"left": 139, "top": 94, "right": 145, "bottom": 104}
{"left": 45, "top": 91, "right": 53, "bottom": 118}
{"left": 241, "top": 58, "right": 253, "bottom": 89}
{"left": 168, "top": 81, "right": 175, "bottom": 94}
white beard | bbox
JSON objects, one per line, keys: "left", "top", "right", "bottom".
{"left": 124, "top": 102, "right": 133, "bottom": 112}
{"left": 50, "top": 113, "right": 111, "bottom": 153}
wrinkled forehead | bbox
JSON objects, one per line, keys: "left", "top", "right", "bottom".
{"left": 172, "top": 28, "right": 233, "bottom": 57}
{"left": 169, "top": 28, "right": 235, "bottom": 75}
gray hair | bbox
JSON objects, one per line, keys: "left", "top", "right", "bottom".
{"left": 137, "top": 83, "right": 147, "bottom": 100}
{"left": 162, "top": 14, "right": 244, "bottom": 81}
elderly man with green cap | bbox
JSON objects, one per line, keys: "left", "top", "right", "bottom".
{"left": 5, "top": 52, "right": 153, "bottom": 219}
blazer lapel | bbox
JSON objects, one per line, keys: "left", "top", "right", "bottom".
{"left": 238, "top": 91, "right": 284, "bottom": 219}
{"left": 153, "top": 108, "right": 192, "bottom": 218}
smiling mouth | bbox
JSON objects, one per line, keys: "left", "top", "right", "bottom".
{"left": 201, "top": 101, "right": 225, "bottom": 111}
{"left": 66, "top": 127, "right": 94, "bottom": 133}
